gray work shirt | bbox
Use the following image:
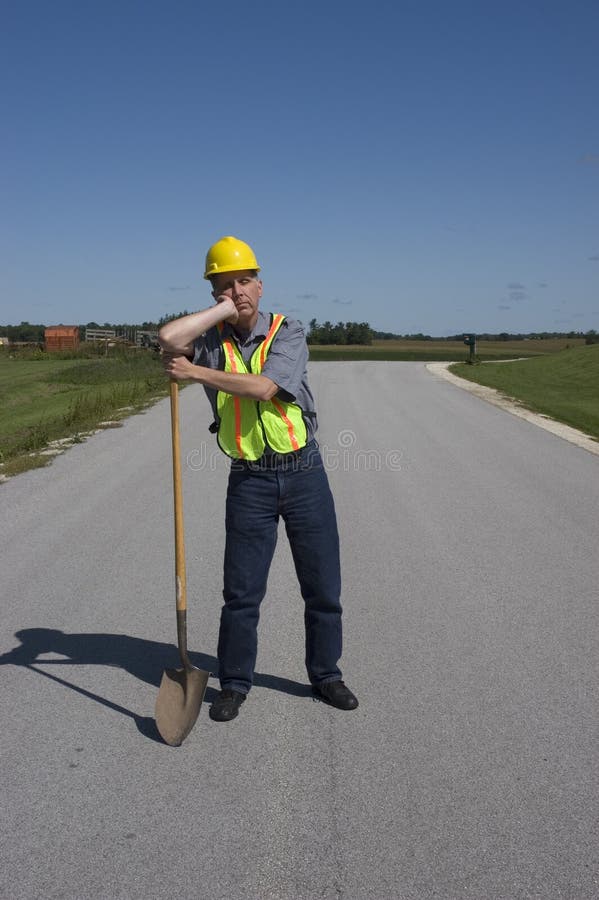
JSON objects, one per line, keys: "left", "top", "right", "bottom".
{"left": 192, "top": 310, "right": 317, "bottom": 443}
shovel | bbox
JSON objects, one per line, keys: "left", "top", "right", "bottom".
{"left": 155, "top": 380, "right": 210, "bottom": 746}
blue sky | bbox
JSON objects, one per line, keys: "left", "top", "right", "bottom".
{"left": 2, "top": 0, "right": 598, "bottom": 335}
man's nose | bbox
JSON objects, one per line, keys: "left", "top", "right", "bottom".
{"left": 232, "top": 281, "right": 244, "bottom": 297}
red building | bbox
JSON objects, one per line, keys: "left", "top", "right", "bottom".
{"left": 44, "top": 326, "right": 80, "bottom": 351}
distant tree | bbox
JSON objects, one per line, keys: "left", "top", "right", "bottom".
{"left": 2, "top": 322, "right": 45, "bottom": 342}
{"left": 306, "top": 319, "right": 373, "bottom": 345}
{"left": 321, "top": 321, "right": 334, "bottom": 343}
{"left": 346, "top": 322, "right": 373, "bottom": 344}
{"left": 332, "top": 322, "right": 347, "bottom": 344}
{"left": 373, "top": 330, "right": 403, "bottom": 340}
{"left": 158, "top": 310, "right": 190, "bottom": 326}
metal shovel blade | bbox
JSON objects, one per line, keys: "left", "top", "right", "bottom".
{"left": 155, "top": 665, "right": 209, "bottom": 746}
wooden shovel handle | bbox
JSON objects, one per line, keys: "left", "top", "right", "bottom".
{"left": 170, "top": 380, "right": 187, "bottom": 613}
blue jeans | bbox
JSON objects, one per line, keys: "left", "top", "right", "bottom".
{"left": 218, "top": 441, "right": 343, "bottom": 694}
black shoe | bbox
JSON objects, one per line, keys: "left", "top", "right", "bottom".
{"left": 209, "top": 689, "right": 246, "bottom": 722}
{"left": 313, "top": 680, "right": 358, "bottom": 710}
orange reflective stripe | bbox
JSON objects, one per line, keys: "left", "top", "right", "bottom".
{"left": 258, "top": 313, "right": 285, "bottom": 371}
{"left": 233, "top": 397, "right": 244, "bottom": 458}
{"left": 222, "top": 339, "right": 239, "bottom": 373}
{"left": 222, "top": 339, "right": 244, "bottom": 457}
{"left": 271, "top": 397, "right": 300, "bottom": 450}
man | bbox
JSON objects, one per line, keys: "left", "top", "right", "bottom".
{"left": 159, "top": 236, "right": 358, "bottom": 722}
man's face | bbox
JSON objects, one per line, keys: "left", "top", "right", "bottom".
{"left": 211, "top": 269, "right": 263, "bottom": 330}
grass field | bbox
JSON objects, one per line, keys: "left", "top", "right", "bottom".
{"left": 0, "top": 348, "right": 168, "bottom": 478}
{"left": 451, "top": 344, "right": 599, "bottom": 440}
{"left": 308, "top": 337, "right": 584, "bottom": 361}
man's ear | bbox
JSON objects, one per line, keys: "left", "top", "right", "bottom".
{"left": 257, "top": 279, "right": 263, "bottom": 298}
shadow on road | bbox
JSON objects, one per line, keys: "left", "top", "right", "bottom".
{"left": 0, "top": 628, "right": 312, "bottom": 743}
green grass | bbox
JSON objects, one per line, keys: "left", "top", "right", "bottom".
{"left": 0, "top": 348, "right": 169, "bottom": 478}
{"left": 308, "top": 338, "right": 584, "bottom": 361}
{"left": 451, "top": 344, "right": 599, "bottom": 440}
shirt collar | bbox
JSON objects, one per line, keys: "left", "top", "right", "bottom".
{"left": 222, "top": 309, "right": 271, "bottom": 346}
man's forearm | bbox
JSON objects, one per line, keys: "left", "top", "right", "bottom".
{"left": 191, "top": 366, "right": 278, "bottom": 402}
{"left": 158, "top": 301, "right": 234, "bottom": 353}
{"left": 162, "top": 353, "right": 278, "bottom": 400}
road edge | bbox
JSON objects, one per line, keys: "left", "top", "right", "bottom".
{"left": 426, "top": 361, "right": 599, "bottom": 457}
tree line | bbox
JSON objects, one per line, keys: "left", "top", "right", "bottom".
{"left": 307, "top": 319, "right": 374, "bottom": 345}
{"left": 2, "top": 320, "right": 597, "bottom": 346}
{"left": 374, "top": 329, "right": 599, "bottom": 343}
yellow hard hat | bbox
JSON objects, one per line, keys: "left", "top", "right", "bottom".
{"left": 203, "top": 235, "right": 261, "bottom": 280}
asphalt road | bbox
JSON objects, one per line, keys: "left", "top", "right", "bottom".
{"left": 1, "top": 362, "right": 597, "bottom": 900}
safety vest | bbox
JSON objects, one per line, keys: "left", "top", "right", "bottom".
{"left": 216, "top": 314, "right": 308, "bottom": 460}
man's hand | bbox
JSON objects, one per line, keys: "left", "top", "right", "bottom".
{"left": 216, "top": 295, "right": 239, "bottom": 324}
{"left": 162, "top": 353, "right": 198, "bottom": 382}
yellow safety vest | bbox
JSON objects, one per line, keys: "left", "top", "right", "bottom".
{"left": 216, "top": 314, "right": 308, "bottom": 460}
